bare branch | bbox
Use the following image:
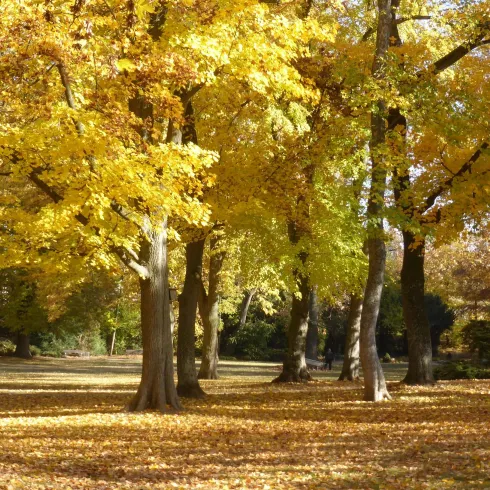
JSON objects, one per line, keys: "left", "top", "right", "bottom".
{"left": 361, "top": 15, "right": 431, "bottom": 42}
{"left": 420, "top": 142, "right": 489, "bottom": 215}
{"left": 57, "top": 63, "right": 85, "bottom": 135}
{"left": 110, "top": 245, "right": 149, "bottom": 279}
{"left": 430, "top": 22, "right": 490, "bottom": 75}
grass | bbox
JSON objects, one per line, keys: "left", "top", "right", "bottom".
{"left": 0, "top": 356, "right": 488, "bottom": 489}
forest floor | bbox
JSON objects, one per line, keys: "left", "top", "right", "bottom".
{"left": 0, "top": 356, "right": 488, "bottom": 489}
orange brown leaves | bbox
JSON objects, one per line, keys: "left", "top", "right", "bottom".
{"left": 0, "top": 357, "right": 489, "bottom": 489}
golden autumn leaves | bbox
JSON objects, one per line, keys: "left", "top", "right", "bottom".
{"left": 0, "top": 357, "right": 489, "bottom": 489}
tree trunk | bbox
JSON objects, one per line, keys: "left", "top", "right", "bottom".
{"left": 109, "top": 330, "right": 116, "bottom": 356}
{"left": 306, "top": 287, "right": 319, "bottom": 360}
{"left": 359, "top": 0, "right": 393, "bottom": 402}
{"left": 401, "top": 232, "right": 434, "bottom": 384}
{"left": 274, "top": 272, "right": 312, "bottom": 382}
{"left": 127, "top": 222, "right": 181, "bottom": 412}
{"left": 360, "top": 238, "right": 390, "bottom": 400}
{"left": 198, "top": 235, "right": 225, "bottom": 380}
{"left": 274, "top": 220, "right": 312, "bottom": 383}
{"left": 339, "top": 294, "right": 362, "bottom": 381}
{"left": 239, "top": 288, "right": 256, "bottom": 326}
{"left": 177, "top": 239, "right": 206, "bottom": 398}
{"left": 14, "top": 333, "right": 32, "bottom": 359}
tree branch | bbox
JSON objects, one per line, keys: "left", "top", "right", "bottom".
{"left": 419, "top": 142, "right": 489, "bottom": 215}
{"left": 430, "top": 22, "right": 490, "bottom": 75}
{"left": 57, "top": 63, "right": 84, "bottom": 135}
{"left": 28, "top": 166, "right": 148, "bottom": 278}
{"left": 361, "top": 15, "right": 431, "bottom": 42}
{"left": 109, "top": 245, "right": 149, "bottom": 279}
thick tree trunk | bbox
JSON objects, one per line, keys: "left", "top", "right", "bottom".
{"left": 127, "top": 223, "right": 181, "bottom": 412}
{"left": 360, "top": 238, "right": 390, "bottom": 400}
{"left": 274, "top": 220, "right": 312, "bottom": 383}
{"left": 339, "top": 294, "right": 362, "bottom": 381}
{"left": 274, "top": 272, "right": 312, "bottom": 382}
{"left": 198, "top": 236, "right": 225, "bottom": 380}
{"left": 177, "top": 239, "right": 206, "bottom": 398}
{"left": 359, "top": 0, "right": 392, "bottom": 402}
{"left": 306, "top": 287, "right": 319, "bottom": 360}
{"left": 14, "top": 333, "right": 32, "bottom": 359}
{"left": 239, "top": 288, "right": 256, "bottom": 326}
{"left": 401, "top": 233, "right": 434, "bottom": 384}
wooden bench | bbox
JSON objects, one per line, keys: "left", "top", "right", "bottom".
{"left": 306, "top": 358, "right": 324, "bottom": 370}
{"left": 62, "top": 350, "right": 90, "bottom": 358}
{"left": 125, "top": 349, "right": 143, "bottom": 355}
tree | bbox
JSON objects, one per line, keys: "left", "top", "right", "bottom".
{"left": 387, "top": 6, "right": 490, "bottom": 384}
{"left": 0, "top": 269, "right": 49, "bottom": 358}
{"left": 339, "top": 294, "right": 363, "bottom": 381}
{"left": 426, "top": 234, "right": 490, "bottom": 322}
{"left": 0, "top": 1, "right": 223, "bottom": 411}
{"left": 358, "top": 0, "right": 393, "bottom": 402}
{"left": 305, "top": 287, "right": 319, "bottom": 360}
{"left": 197, "top": 231, "right": 226, "bottom": 379}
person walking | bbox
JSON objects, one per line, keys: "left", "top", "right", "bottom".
{"left": 325, "top": 348, "right": 334, "bottom": 370}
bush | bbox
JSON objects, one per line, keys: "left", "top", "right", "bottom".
{"left": 39, "top": 331, "right": 107, "bottom": 357}
{"left": 40, "top": 333, "right": 77, "bottom": 357}
{"left": 381, "top": 353, "right": 392, "bottom": 363}
{"left": 266, "top": 348, "right": 286, "bottom": 362}
{"left": 29, "top": 345, "right": 42, "bottom": 357}
{"left": 230, "top": 320, "right": 276, "bottom": 361}
{"left": 434, "top": 361, "right": 490, "bottom": 380}
{"left": 462, "top": 320, "right": 490, "bottom": 360}
{"left": 0, "top": 339, "right": 15, "bottom": 356}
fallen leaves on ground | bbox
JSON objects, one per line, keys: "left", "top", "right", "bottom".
{"left": 0, "top": 357, "right": 488, "bottom": 489}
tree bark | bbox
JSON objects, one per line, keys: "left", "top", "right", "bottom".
{"left": 339, "top": 294, "right": 362, "bottom": 381}
{"left": 198, "top": 235, "right": 225, "bottom": 380}
{"left": 109, "top": 330, "right": 116, "bottom": 356}
{"left": 305, "top": 287, "right": 319, "bottom": 360}
{"left": 239, "top": 288, "right": 256, "bottom": 326}
{"left": 401, "top": 232, "right": 434, "bottom": 384}
{"left": 360, "top": 238, "right": 390, "bottom": 400}
{"left": 274, "top": 220, "right": 312, "bottom": 383}
{"left": 14, "top": 333, "right": 32, "bottom": 359}
{"left": 359, "top": 0, "right": 392, "bottom": 402}
{"left": 177, "top": 239, "right": 206, "bottom": 398}
{"left": 127, "top": 222, "right": 181, "bottom": 412}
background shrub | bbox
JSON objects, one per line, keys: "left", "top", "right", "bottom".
{"left": 434, "top": 361, "right": 490, "bottom": 380}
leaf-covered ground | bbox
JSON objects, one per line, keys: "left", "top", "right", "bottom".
{"left": 0, "top": 358, "right": 488, "bottom": 489}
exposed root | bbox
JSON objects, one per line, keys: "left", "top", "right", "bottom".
{"left": 402, "top": 374, "right": 436, "bottom": 386}
{"left": 272, "top": 368, "right": 312, "bottom": 383}
{"left": 177, "top": 382, "right": 206, "bottom": 399}
{"left": 197, "top": 371, "right": 218, "bottom": 380}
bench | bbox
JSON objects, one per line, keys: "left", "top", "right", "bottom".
{"left": 125, "top": 349, "right": 143, "bottom": 355}
{"left": 62, "top": 350, "right": 90, "bottom": 358}
{"left": 306, "top": 358, "right": 324, "bottom": 370}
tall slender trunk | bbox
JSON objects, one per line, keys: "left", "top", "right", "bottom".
{"left": 239, "top": 289, "right": 256, "bottom": 326}
{"left": 198, "top": 235, "right": 225, "bottom": 380}
{"left": 127, "top": 222, "right": 181, "bottom": 412}
{"left": 109, "top": 330, "right": 116, "bottom": 356}
{"left": 360, "top": 0, "right": 393, "bottom": 402}
{"left": 360, "top": 238, "right": 390, "bottom": 400}
{"left": 306, "top": 287, "right": 319, "bottom": 360}
{"left": 177, "top": 239, "right": 206, "bottom": 397}
{"left": 274, "top": 220, "right": 312, "bottom": 383}
{"left": 401, "top": 232, "right": 434, "bottom": 384}
{"left": 339, "top": 294, "right": 362, "bottom": 381}
{"left": 14, "top": 333, "right": 32, "bottom": 359}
